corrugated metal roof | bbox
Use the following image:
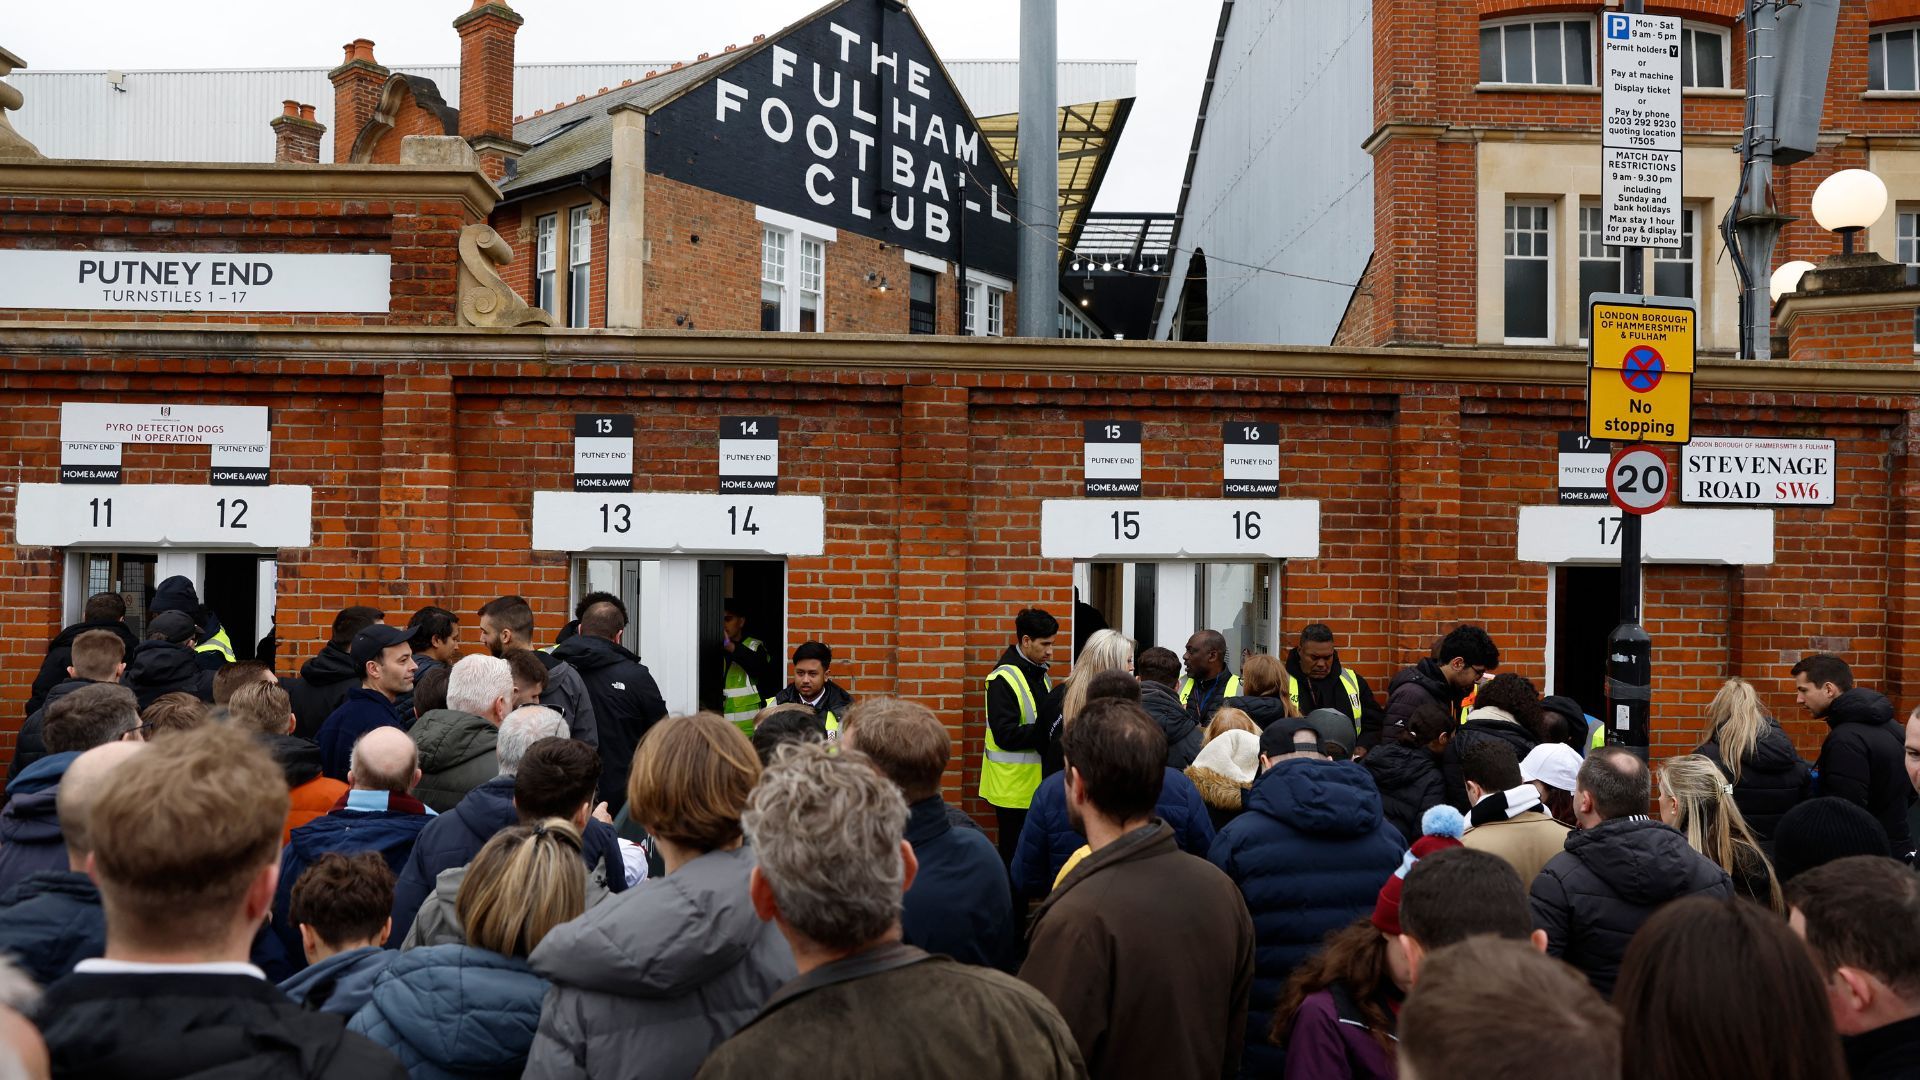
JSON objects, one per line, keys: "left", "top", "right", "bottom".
{"left": 8, "top": 60, "right": 1135, "bottom": 164}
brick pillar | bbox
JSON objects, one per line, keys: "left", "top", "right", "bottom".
{"left": 897, "top": 379, "right": 974, "bottom": 796}
{"left": 270, "top": 101, "right": 326, "bottom": 164}
{"left": 1889, "top": 408, "right": 1920, "bottom": 706}
{"left": 328, "top": 39, "right": 389, "bottom": 164}
{"left": 1776, "top": 255, "right": 1920, "bottom": 364}
{"left": 1391, "top": 388, "right": 1462, "bottom": 657}
{"left": 378, "top": 371, "right": 455, "bottom": 610}
{"left": 455, "top": 1, "right": 528, "bottom": 182}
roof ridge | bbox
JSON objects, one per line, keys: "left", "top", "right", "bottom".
{"left": 515, "top": 46, "right": 748, "bottom": 121}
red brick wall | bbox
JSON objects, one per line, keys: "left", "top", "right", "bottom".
{"left": 360, "top": 93, "right": 459, "bottom": 166}
{"left": 0, "top": 190, "right": 475, "bottom": 327}
{"left": 1787, "top": 306, "right": 1919, "bottom": 364}
{"left": 0, "top": 341, "right": 1910, "bottom": 831}
{"left": 1364, "top": 0, "right": 1916, "bottom": 346}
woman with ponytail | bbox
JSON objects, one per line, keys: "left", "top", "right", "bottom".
{"left": 1658, "top": 754, "right": 1784, "bottom": 913}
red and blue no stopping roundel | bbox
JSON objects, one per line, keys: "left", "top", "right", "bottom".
{"left": 1620, "top": 346, "right": 1664, "bottom": 393}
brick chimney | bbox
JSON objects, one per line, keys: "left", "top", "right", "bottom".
{"left": 328, "top": 38, "right": 389, "bottom": 164}
{"left": 454, "top": 0, "right": 528, "bottom": 182}
{"left": 270, "top": 100, "right": 326, "bottom": 164}
{"left": 1774, "top": 253, "right": 1920, "bottom": 364}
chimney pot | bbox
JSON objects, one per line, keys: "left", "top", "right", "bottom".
{"left": 272, "top": 99, "right": 327, "bottom": 163}
{"left": 299, "top": 103, "right": 316, "bottom": 121}
{"left": 282, "top": 99, "right": 300, "bottom": 117}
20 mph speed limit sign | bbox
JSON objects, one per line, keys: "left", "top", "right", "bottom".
{"left": 1606, "top": 444, "right": 1670, "bottom": 515}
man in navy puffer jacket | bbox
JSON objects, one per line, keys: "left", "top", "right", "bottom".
{"left": 1208, "top": 719, "right": 1405, "bottom": 1078}
{"left": 1010, "top": 765, "right": 1215, "bottom": 900}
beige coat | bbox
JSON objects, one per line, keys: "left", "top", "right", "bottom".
{"left": 1462, "top": 810, "right": 1572, "bottom": 890}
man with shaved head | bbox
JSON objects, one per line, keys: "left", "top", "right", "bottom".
{"left": 0, "top": 741, "right": 144, "bottom": 984}
{"left": 1181, "top": 630, "right": 1240, "bottom": 726}
{"left": 550, "top": 598, "right": 667, "bottom": 810}
{"left": 269, "top": 726, "right": 435, "bottom": 973}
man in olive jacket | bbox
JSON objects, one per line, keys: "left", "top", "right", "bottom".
{"left": 697, "top": 741, "right": 1085, "bottom": 1080}
{"left": 1019, "top": 699, "right": 1255, "bottom": 1079}
{"left": 409, "top": 655, "right": 511, "bottom": 814}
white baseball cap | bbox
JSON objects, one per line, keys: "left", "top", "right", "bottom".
{"left": 1521, "top": 742, "right": 1583, "bottom": 793}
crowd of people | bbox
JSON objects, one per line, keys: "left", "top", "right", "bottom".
{"left": 0, "top": 583, "right": 1916, "bottom": 1079}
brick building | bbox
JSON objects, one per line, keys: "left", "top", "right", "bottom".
{"left": 323, "top": 0, "right": 1025, "bottom": 337}
{"left": 3, "top": 4, "right": 1920, "bottom": 831}
{"left": 1157, "top": 0, "right": 1920, "bottom": 352}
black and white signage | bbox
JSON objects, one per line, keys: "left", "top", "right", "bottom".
{"left": 1558, "top": 432, "right": 1610, "bottom": 505}
{"left": 530, "top": 492, "right": 825, "bottom": 556}
{"left": 1601, "top": 11, "right": 1683, "bottom": 247}
{"left": 60, "top": 403, "right": 272, "bottom": 485}
{"left": 1681, "top": 437, "right": 1835, "bottom": 506}
{"left": 1606, "top": 444, "right": 1670, "bottom": 516}
{"left": 1041, "top": 499, "right": 1320, "bottom": 561}
{"left": 1084, "top": 421, "right": 1142, "bottom": 498}
{"left": 60, "top": 441, "right": 121, "bottom": 485}
{"left": 209, "top": 441, "right": 271, "bottom": 486}
{"left": 719, "top": 417, "right": 780, "bottom": 494}
{"left": 0, "top": 252, "right": 391, "bottom": 314}
{"left": 648, "top": 3, "right": 1019, "bottom": 279}
{"left": 1222, "top": 422, "right": 1279, "bottom": 498}
{"left": 574, "top": 415, "right": 634, "bottom": 492}
{"left": 14, "top": 484, "right": 313, "bottom": 548}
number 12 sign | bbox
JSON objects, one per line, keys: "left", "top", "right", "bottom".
{"left": 1606, "top": 444, "right": 1670, "bottom": 516}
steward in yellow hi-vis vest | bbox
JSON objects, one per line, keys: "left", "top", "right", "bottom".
{"left": 720, "top": 599, "right": 777, "bottom": 736}
{"left": 772, "top": 640, "right": 853, "bottom": 739}
{"left": 1284, "top": 624, "right": 1386, "bottom": 748}
{"left": 981, "top": 607, "right": 1058, "bottom": 864}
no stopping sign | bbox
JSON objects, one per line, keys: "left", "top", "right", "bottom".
{"left": 1606, "top": 444, "right": 1670, "bottom": 515}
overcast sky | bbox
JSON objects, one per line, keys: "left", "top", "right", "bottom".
{"left": 7, "top": 0, "right": 1217, "bottom": 211}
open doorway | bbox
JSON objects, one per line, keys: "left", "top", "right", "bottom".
{"left": 698, "top": 560, "right": 785, "bottom": 713}
{"left": 1551, "top": 565, "right": 1622, "bottom": 721}
{"left": 202, "top": 553, "right": 271, "bottom": 662}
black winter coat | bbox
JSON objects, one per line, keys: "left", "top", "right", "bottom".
{"left": 1442, "top": 713, "right": 1538, "bottom": 810}
{"left": 1285, "top": 649, "right": 1388, "bottom": 748}
{"left": 1221, "top": 694, "right": 1291, "bottom": 730}
{"left": 1141, "top": 680, "right": 1204, "bottom": 769}
{"left": 1816, "top": 688, "right": 1916, "bottom": 857}
{"left": 1363, "top": 742, "right": 1445, "bottom": 844}
{"left": 26, "top": 618, "right": 139, "bottom": 717}
{"left": 37, "top": 971, "right": 407, "bottom": 1080}
{"left": 122, "top": 640, "right": 214, "bottom": 708}
{"left": 1384, "top": 659, "right": 1465, "bottom": 744}
{"left": 0, "top": 869, "right": 105, "bottom": 986}
{"left": 8, "top": 677, "right": 104, "bottom": 782}
{"left": 1530, "top": 816, "right": 1734, "bottom": 998}
{"left": 1697, "top": 721, "right": 1811, "bottom": 842}
{"left": 551, "top": 633, "right": 668, "bottom": 809}
{"left": 288, "top": 645, "right": 361, "bottom": 740}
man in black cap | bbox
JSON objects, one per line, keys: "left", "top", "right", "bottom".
{"left": 314, "top": 624, "right": 415, "bottom": 781}
{"left": 123, "top": 611, "right": 216, "bottom": 708}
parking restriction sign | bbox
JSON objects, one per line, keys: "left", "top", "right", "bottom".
{"left": 1587, "top": 294, "right": 1695, "bottom": 445}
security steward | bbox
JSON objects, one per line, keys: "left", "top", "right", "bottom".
{"left": 1179, "top": 629, "right": 1239, "bottom": 725}
{"left": 1285, "top": 622, "right": 1386, "bottom": 750}
{"left": 719, "top": 598, "right": 777, "bottom": 735}
{"left": 981, "top": 607, "right": 1057, "bottom": 865}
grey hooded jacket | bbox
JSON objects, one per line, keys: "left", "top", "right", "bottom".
{"left": 522, "top": 845, "right": 796, "bottom": 1080}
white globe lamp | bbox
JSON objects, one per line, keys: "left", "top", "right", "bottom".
{"left": 1769, "top": 260, "right": 1816, "bottom": 303}
{"left": 1810, "top": 169, "right": 1888, "bottom": 254}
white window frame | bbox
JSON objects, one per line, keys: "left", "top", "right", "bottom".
{"left": 963, "top": 269, "right": 1012, "bottom": 337}
{"left": 1503, "top": 200, "right": 1555, "bottom": 345}
{"left": 567, "top": 205, "right": 591, "bottom": 328}
{"left": 756, "top": 207, "right": 835, "bottom": 334}
{"left": 1679, "top": 22, "right": 1731, "bottom": 90}
{"left": 1651, "top": 205, "right": 1702, "bottom": 304}
{"left": 1898, "top": 206, "right": 1920, "bottom": 349}
{"left": 534, "top": 213, "right": 558, "bottom": 319}
{"left": 1479, "top": 15, "right": 1596, "bottom": 87}
{"left": 1576, "top": 201, "right": 1623, "bottom": 346}
{"left": 1870, "top": 24, "right": 1920, "bottom": 93}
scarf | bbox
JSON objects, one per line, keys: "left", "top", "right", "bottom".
{"left": 1469, "top": 783, "right": 1544, "bottom": 827}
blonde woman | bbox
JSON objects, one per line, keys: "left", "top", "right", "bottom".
{"left": 1695, "top": 677, "right": 1811, "bottom": 841}
{"left": 1221, "top": 653, "right": 1301, "bottom": 729}
{"left": 351, "top": 820, "right": 587, "bottom": 1076}
{"left": 1056, "top": 629, "right": 1136, "bottom": 726}
{"left": 1658, "top": 754, "right": 1784, "bottom": 913}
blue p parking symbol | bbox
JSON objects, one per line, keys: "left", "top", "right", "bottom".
{"left": 1606, "top": 14, "right": 1631, "bottom": 40}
